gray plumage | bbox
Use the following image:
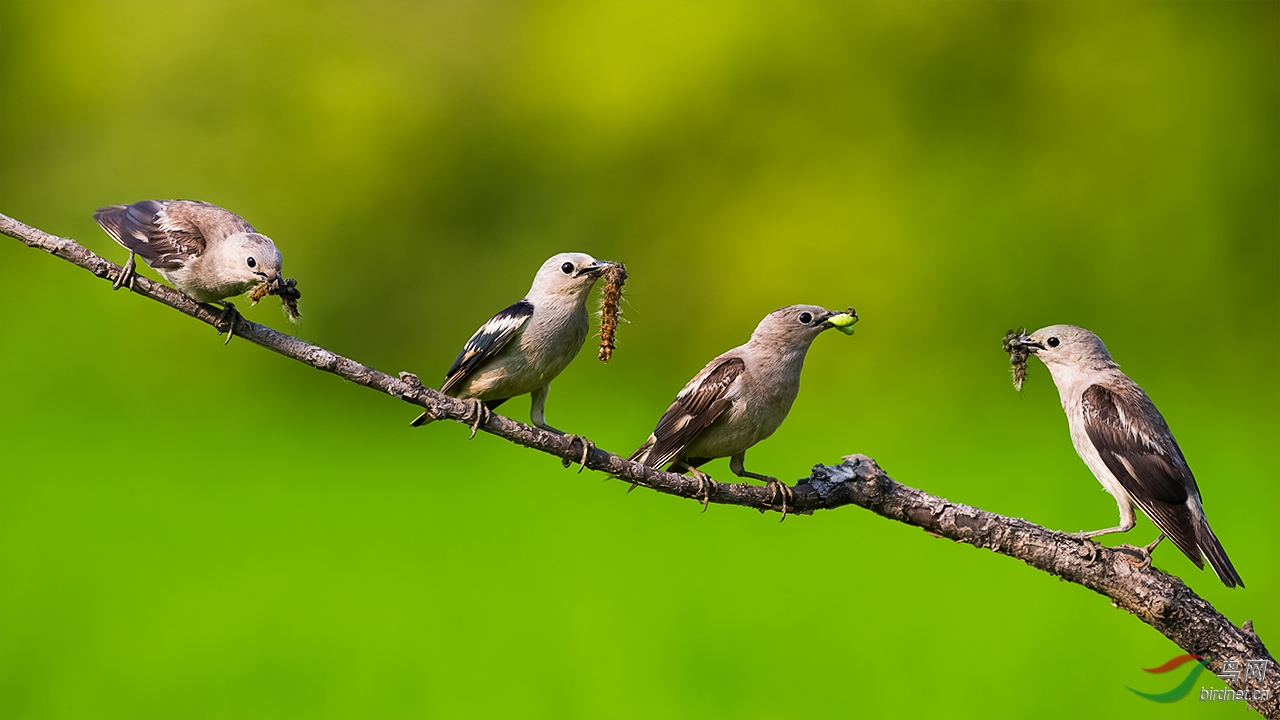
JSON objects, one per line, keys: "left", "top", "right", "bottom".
{"left": 630, "top": 304, "right": 857, "bottom": 511}
{"left": 94, "top": 200, "right": 283, "bottom": 303}
{"left": 410, "top": 252, "right": 609, "bottom": 431}
{"left": 1015, "top": 324, "right": 1243, "bottom": 588}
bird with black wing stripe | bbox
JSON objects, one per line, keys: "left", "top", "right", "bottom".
{"left": 94, "top": 200, "right": 293, "bottom": 343}
{"left": 629, "top": 304, "right": 858, "bottom": 516}
{"left": 1010, "top": 325, "right": 1244, "bottom": 588}
{"left": 411, "top": 252, "right": 614, "bottom": 468}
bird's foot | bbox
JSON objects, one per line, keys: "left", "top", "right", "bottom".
{"left": 688, "top": 467, "right": 718, "bottom": 513}
{"left": 216, "top": 302, "right": 241, "bottom": 345}
{"left": 1113, "top": 543, "right": 1153, "bottom": 570}
{"left": 1070, "top": 533, "right": 1099, "bottom": 564}
{"left": 765, "top": 477, "right": 792, "bottom": 521}
{"left": 464, "top": 399, "right": 491, "bottom": 439}
{"left": 112, "top": 253, "right": 137, "bottom": 292}
{"left": 559, "top": 434, "right": 594, "bottom": 473}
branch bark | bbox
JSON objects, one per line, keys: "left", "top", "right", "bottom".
{"left": 3, "top": 210, "right": 1276, "bottom": 717}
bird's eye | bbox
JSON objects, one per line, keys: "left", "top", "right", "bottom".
{"left": 246, "top": 257, "right": 257, "bottom": 268}
{"left": 798, "top": 312, "right": 813, "bottom": 324}
{"left": 561, "top": 262, "right": 574, "bottom": 275}
{"left": 1047, "top": 337, "right": 1060, "bottom": 348}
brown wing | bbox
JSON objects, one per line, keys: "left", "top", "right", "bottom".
{"left": 630, "top": 357, "right": 744, "bottom": 469}
{"left": 1080, "top": 383, "right": 1201, "bottom": 565}
{"left": 93, "top": 200, "right": 252, "bottom": 269}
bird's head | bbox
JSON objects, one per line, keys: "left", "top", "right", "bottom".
{"left": 751, "top": 305, "right": 859, "bottom": 348}
{"left": 1014, "top": 324, "right": 1114, "bottom": 369}
{"left": 220, "top": 232, "right": 284, "bottom": 287}
{"left": 529, "top": 252, "right": 610, "bottom": 301}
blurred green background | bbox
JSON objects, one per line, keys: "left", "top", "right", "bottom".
{"left": 2, "top": 1, "right": 1276, "bottom": 718}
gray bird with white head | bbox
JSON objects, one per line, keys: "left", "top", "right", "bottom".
{"left": 1012, "top": 324, "right": 1243, "bottom": 588}
{"left": 94, "top": 200, "right": 287, "bottom": 341}
{"left": 629, "top": 304, "right": 858, "bottom": 515}
{"left": 411, "top": 252, "right": 613, "bottom": 464}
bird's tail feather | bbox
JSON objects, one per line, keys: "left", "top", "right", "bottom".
{"left": 1197, "top": 519, "right": 1245, "bottom": 589}
{"left": 409, "top": 411, "right": 435, "bottom": 427}
{"left": 628, "top": 440, "right": 653, "bottom": 465}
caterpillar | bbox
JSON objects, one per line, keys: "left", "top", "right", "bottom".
{"left": 250, "top": 275, "right": 303, "bottom": 322}
{"left": 1002, "top": 327, "right": 1029, "bottom": 391}
{"left": 597, "top": 262, "right": 627, "bottom": 362}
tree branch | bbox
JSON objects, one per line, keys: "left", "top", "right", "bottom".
{"left": 3, "top": 210, "right": 1276, "bottom": 717}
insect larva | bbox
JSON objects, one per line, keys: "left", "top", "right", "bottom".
{"left": 597, "top": 262, "right": 627, "bottom": 362}
{"left": 250, "top": 276, "right": 302, "bottom": 322}
{"left": 1003, "top": 327, "right": 1029, "bottom": 391}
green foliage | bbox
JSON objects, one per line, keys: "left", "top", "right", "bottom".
{"left": 2, "top": 1, "right": 1276, "bottom": 718}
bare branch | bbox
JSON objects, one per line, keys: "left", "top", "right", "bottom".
{"left": 3, "top": 211, "right": 1276, "bottom": 717}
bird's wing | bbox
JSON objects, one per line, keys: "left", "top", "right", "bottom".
{"left": 1080, "top": 383, "right": 1202, "bottom": 565}
{"left": 441, "top": 299, "right": 533, "bottom": 395}
{"left": 93, "top": 200, "right": 248, "bottom": 269}
{"left": 631, "top": 356, "right": 745, "bottom": 469}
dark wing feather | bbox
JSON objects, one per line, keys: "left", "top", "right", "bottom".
{"left": 93, "top": 200, "right": 221, "bottom": 269}
{"left": 1080, "top": 384, "right": 1202, "bottom": 566}
{"left": 441, "top": 299, "right": 533, "bottom": 396}
{"left": 630, "top": 357, "right": 744, "bottom": 469}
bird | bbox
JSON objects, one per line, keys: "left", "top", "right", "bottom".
{"left": 410, "top": 252, "right": 613, "bottom": 467}
{"left": 1012, "top": 324, "right": 1244, "bottom": 588}
{"left": 94, "top": 200, "right": 288, "bottom": 343}
{"left": 628, "top": 304, "right": 858, "bottom": 516}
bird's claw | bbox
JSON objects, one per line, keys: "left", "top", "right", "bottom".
{"left": 560, "top": 434, "right": 594, "bottom": 473}
{"left": 1114, "top": 543, "right": 1153, "bottom": 570}
{"left": 464, "top": 398, "right": 490, "bottom": 439}
{"left": 765, "top": 478, "right": 791, "bottom": 521}
{"left": 216, "top": 302, "right": 241, "bottom": 345}
{"left": 688, "top": 468, "right": 717, "bottom": 512}
{"left": 1072, "top": 533, "right": 1099, "bottom": 564}
{"left": 113, "top": 252, "right": 137, "bottom": 291}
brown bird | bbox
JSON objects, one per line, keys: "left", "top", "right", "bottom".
{"left": 94, "top": 199, "right": 289, "bottom": 341}
{"left": 629, "top": 304, "right": 858, "bottom": 515}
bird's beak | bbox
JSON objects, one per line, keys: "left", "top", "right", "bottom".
{"left": 1016, "top": 333, "right": 1045, "bottom": 353}
{"left": 573, "top": 260, "right": 609, "bottom": 279}
{"left": 820, "top": 307, "right": 859, "bottom": 335}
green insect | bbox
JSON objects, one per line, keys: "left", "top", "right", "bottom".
{"left": 828, "top": 308, "right": 858, "bottom": 336}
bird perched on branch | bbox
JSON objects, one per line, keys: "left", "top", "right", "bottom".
{"left": 1010, "top": 325, "right": 1244, "bottom": 588}
{"left": 629, "top": 304, "right": 858, "bottom": 516}
{"left": 93, "top": 200, "right": 291, "bottom": 342}
{"left": 410, "top": 252, "right": 614, "bottom": 468}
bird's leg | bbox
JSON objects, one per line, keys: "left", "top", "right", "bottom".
{"left": 730, "top": 452, "right": 790, "bottom": 521}
{"left": 1072, "top": 497, "right": 1137, "bottom": 540}
{"left": 1068, "top": 499, "right": 1135, "bottom": 563}
{"left": 112, "top": 251, "right": 138, "bottom": 291}
{"left": 530, "top": 384, "right": 592, "bottom": 471}
{"left": 215, "top": 301, "right": 242, "bottom": 345}
{"left": 671, "top": 460, "right": 717, "bottom": 512}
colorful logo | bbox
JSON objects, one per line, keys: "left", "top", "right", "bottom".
{"left": 1128, "top": 654, "right": 1210, "bottom": 702}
